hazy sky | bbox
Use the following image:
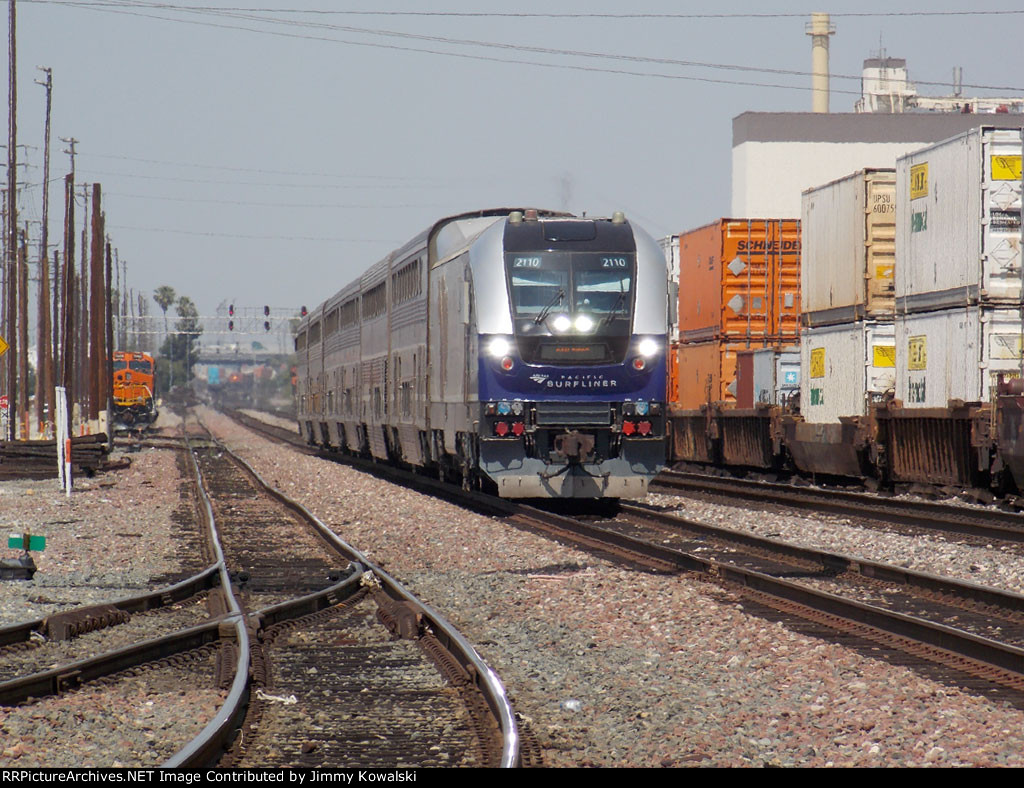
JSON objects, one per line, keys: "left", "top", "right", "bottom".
{"left": 10, "top": 1, "right": 1024, "bottom": 348}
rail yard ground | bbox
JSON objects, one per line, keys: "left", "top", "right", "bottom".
{"left": 4, "top": 409, "right": 1024, "bottom": 766}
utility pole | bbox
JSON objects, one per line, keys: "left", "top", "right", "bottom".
{"left": 36, "top": 66, "right": 52, "bottom": 434}
{"left": 88, "top": 182, "right": 102, "bottom": 423}
{"left": 16, "top": 222, "right": 26, "bottom": 438}
{"left": 5, "top": 0, "right": 17, "bottom": 440}
{"left": 104, "top": 239, "right": 112, "bottom": 436}
{"left": 61, "top": 172, "right": 74, "bottom": 435}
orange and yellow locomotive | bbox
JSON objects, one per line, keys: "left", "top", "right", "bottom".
{"left": 112, "top": 351, "right": 157, "bottom": 424}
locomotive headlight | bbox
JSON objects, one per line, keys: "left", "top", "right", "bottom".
{"left": 638, "top": 338, "right": 660, "bottom": 358}
{"left": 487, "top": 337, "right": 512, "bottom": 357}
{"left": 574, "top": 314, "right": 595, "bottom": 333}
{"left": 552, "top": 314, "right": 572, "bottom": 333}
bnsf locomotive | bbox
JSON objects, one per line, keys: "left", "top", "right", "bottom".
{"left": 295, "top": 208, "right": 669, "bottom": 498}
{"left": 111, "top": 351, "right": 157, "bottom": 425}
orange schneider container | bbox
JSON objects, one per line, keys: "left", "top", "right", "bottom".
{"left": 678, "top": 219, "right": 801, "bottom": 343}
{"left": 674, "top": 339, "right": 776, "bottom": 408}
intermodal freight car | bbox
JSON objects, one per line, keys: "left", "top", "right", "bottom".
{"left": 665, "top": 126, "right": 1024, "bottom": 498}
{"left": 295, "top": 208, "right": 670, "bottom": 499}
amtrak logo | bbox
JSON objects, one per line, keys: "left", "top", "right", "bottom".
{"left": 530, "top": 374, "right": 550, "bottom": 385}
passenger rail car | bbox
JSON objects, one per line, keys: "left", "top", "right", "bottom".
{"left": 295, "top": 208, "right": 670, "bottom": 498}
{"left": 111, "top": 351, "right": 157, "bottom": 425}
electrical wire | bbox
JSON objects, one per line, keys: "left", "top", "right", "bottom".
{"left": 29, "top": 0, "right": 1024, "bottom": 93}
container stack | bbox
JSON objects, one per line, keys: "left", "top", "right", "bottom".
{"left": 894, "top": 126, "right": 1023, "bottom": 407}
{"left": 672, "top": 218, "right": 801, "bottom": 408}
{"left": 800, "top": 169, "right": 897, "bottom": 423}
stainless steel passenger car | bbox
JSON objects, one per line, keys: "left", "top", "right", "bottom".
{"left": 295, "top": 208, "right": 670, "bottom": 498}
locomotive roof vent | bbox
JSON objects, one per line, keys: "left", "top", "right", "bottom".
{"left": 508, "top": 211, "right": 523, "bottom": 224}
{"left": 612, "top": 211, "right": 626, "bottom": 224}
{"left": 524, "top": 209, "right": 539, "bottom": 221}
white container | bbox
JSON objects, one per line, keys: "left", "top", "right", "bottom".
{"left": 659, "top": 234, "right": 680, "bottom": 343}
{"left": 896, "top": 127, "right": 1023, "bottom": 311}
{"left": 750, "top": 348, "right": 800, "bottom": 405}
{"left": 802, "top": 169, "right": 896, "bottom": 323}
{"left": 801, "top": 321, "right": 896, "bottom": 423}
{"left": 896, "top": 306, "right": 1024, "bottom": 407}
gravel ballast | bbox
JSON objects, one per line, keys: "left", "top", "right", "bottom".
{"left": 197, "top": 409, "right": 1024, "bottom": 767}
{"left": 4, "top": 409, "right": 1024, "bottom": 767}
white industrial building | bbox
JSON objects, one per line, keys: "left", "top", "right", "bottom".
{"left": 732, "top": 112, "right": 1024, "bottom": 218}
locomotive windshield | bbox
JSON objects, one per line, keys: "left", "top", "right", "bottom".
{"left": 507, "top": 253, "right": 634, "bottom": 319}
{"left": 506, "top": 252, "right": 636, "bottom": 364}
{"left": 114, "top": 359, "right": 152, "bottom": 373}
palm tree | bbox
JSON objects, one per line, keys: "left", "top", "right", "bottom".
{"left": 153, "top": 286, "right": 176, "bottom": 388}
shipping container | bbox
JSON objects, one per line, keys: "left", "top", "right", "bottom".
{"left": 674, "top": 338, "right": 794, "bottom": 409}
{"left": 660, "top": 234, "right": 681, "bottom": 402}
{"left": 801, "top": 169, "right": 896, "bottom": 324}
{"left": 896, "top": 306, "right": 1024, "bottom": 407}
{"left": 677, "top": 219, "right": 801, "bottom": 343}
{"left": 896, "top": 126, "right": 1023, "bottom": 311}
{"left": 736, "top": 348, "right": 799, "bottom": 408}
{"left": 801, "top": 321, "right": 896, "bottom": 423}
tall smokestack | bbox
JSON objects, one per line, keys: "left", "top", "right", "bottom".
{"left": 806, "top": 12, "right": 835, "bottom": 113}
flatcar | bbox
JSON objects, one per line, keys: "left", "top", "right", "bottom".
{"left": 295, "top": 208, "right": 669, "bottom": 498}
{"left": 111, "top": 351, "right": 157, "bottom": 425}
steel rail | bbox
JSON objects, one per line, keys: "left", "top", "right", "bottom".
{"left": 209, "top": 427, "right": 521, "bottom": 769}
{"left": 619, "top": 502, "right": 1024, "bottom": 615}
{"left": 0, "top": 565, "right": 221, "bottom": 649}
{"left": 654, "top": 469, "right": 1024, "bottom": 543}
{"left": 163, "top": 430, "right": 251, "bottom": 768}
{"left": 516, "top": 502, "right": 1024, "bottom": 679}
{"left": 226, "top": 408, "right": 1024, "bottom": 691}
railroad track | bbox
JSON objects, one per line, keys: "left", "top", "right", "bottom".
{"left": 653, "top": 468, "right": 1024, "bottom": 547}
{"left": 221, "top": 407, "right": 1024, "bottom": 708}
{"left": 0, "top": 419, "right": 518, "bottom": 768}
{"left": 188, "top": 420, "right": 512, "bottom": 768}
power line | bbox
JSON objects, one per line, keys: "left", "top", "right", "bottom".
{"left": 24, "top": 3, "right": 1024, "bottom": 20}
{"left": 32, "top": 0, "right": 1024, "bottom": 94}
{"left": 78, "top": 169, "right": 451, "bottom": 188}
{"left": 104, "top": 191, "right": 437, "bottom": 209}
{"left": 78, "top": 151, "right": 451, "bottom": 182}
{"left": 108, "top": 223, "right": 399, "bottom": 242}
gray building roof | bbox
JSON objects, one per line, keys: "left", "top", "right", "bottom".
{"left": 733, "top": 112, "right": 1024, "bottom": 146}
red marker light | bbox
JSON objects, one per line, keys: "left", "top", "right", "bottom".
{"left": 501, "top": 356, "right": 515, "bottom": 371}
{"left": 632, "top": 357, "right": 646, "bottom": 371}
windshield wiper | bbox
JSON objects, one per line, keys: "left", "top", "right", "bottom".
{"left": 534, "top": 288, "right": 565, "bottom": 325}
{"left": 603, "top": 290, "right": 628, "bottom": 326}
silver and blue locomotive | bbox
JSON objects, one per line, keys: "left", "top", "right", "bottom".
{"left": 295, "top": 208, "right": 669, "bottom": 499}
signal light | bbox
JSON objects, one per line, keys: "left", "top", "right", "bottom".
{"left": 228, "top": 320, "right": 234, "bottom": 331}
{"left": 264, "top": 305, "right": 270, "bottom": 317}
{"left": 301, "top": 305, "right": 308, "bottom": 317}
{"left": 264, "top": 321, "right": 271, "bottom": 332}
{"left": 228, "top": 304, "right": 234, "bottom": 316}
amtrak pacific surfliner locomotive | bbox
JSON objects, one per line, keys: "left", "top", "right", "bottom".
{"left": 295, "top": 208, "right": 669, "bottom": 498}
